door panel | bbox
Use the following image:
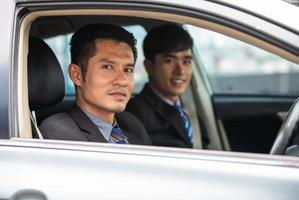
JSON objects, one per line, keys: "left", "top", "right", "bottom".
{"left": 213, "top": 95, "right": 296, "bottom": 153}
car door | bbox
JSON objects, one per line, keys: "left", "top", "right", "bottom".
{"left": 2, "top": 0, "right": 299, "bottom": 199}
{"left": 186, "top": 15, "right": 299, "bottom": 153}
{"left": 12, "top": 0, "right": 299, "bottom": 154}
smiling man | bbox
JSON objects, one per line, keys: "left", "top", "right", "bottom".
{"left": 126, "top": 24, "right": 209, "bottom": 148}
{"left": 39, "top": 23, "right": 151, "bottom": 145}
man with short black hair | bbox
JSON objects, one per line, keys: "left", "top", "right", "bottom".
{"left": 126, "top": 24, "right": 208, "bottom": 148}
{"left": 40, "top": 23, "right": 151, "bottom": 145}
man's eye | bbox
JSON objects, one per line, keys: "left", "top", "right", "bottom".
{"left": 103, "top": 65, "right": 113, "bottom": 70}
{"left": 164, "top": 58, "right": 175, "bottom": 64}
{"left": 125, "top": 67, "right": 134, "bottom": 73}
{"left": 183, "top": 59, "right": 193, "bottom": 65}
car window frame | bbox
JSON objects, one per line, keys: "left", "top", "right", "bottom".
{"left": 12, "top": 2, "right": 299, "bottom": 154}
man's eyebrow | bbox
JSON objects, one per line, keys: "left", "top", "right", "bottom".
{"left": 184, "top": 55, "right": 193, "bottom": 59}
{"left": 163, "top": 54, "right": 177, "bottom": 58}
{"left": 127, "top": 63, "right": 135, "bottom": 68}
{"left": 100, "top": 58, "right": 135, "bottom": 67}
{"left": 99, "top": 58, "right": 117, "bottom": 63}
{"left": 163, "top": 54, "right": 193, "bottom": 59}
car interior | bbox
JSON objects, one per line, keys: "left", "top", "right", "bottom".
{"left": 29, "top": 15, "right": 166, "bottom": 124}
{"left": 23, "top": 14, "right": 226, "bottom": 151}
{"left": 17, "top": 8, "right": 299, "bottom": 154}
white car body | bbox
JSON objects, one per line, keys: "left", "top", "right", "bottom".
{"left": 1, "top": 0, "right": 299, "bottom": 199}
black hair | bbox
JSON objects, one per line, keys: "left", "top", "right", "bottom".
{"left": 70, "top": 23, "right": 137, "bottom": 76}
{"left": 143, "top": 23, "right": 193, "bottom": 61}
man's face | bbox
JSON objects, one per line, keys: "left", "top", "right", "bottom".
{"left": 146, "top": 49, "right": 193, "bottom": 102}
{"left": 70, "top": 39, "right": 135, "bottom": 122}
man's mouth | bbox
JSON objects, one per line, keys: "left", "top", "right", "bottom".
{"left": 109, "top": 91, "right": 127, "bottom": 101}
{"left": 170, "top": 78, "right": 186, "bottom": 85}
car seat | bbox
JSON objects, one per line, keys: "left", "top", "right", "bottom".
{"left": 28, "top": 36, "right": 65, "bottom": 138}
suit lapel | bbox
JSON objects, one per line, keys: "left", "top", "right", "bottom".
{"left": 68, "top": 105, "right": 107, "bottom": 143}
{"left": 142, "top": 85, "right": 190, "bottom": 145}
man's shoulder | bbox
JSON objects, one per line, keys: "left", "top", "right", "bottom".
{"left": 116, "top": 111, "right": 139, "bottom": 122}
{"left": 41, "top": 112, "right": 71, "bottom": 124}
{"left": 39, "top": 112, "right": 77, "bottom": 131}
{"left": 127, "top": 94, "right": 145, "bottom": 108}
{"left": 127, "top": 86, "right": 155, "bottom": 108}
{"left": 39, "top": 112, "right": 86, "bottom": 140}
{"left": 129, "top": 89, "right": 148, "bottom": 103}
{"left": 126, "top": 94, "right": 149, "bottom": 117}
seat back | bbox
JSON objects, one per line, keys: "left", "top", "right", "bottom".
{"left": 28, "top": 36, "right": 65, "bottom": 111}
{"left": 28, "top": 36, "right": 65, "bottom": 137}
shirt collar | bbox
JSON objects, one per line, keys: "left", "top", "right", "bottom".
{"left": 149, "top": 85, "right": 180, "bottom": 106}
{"left": 82, "top": 109, "right": 113, "bottom": 141}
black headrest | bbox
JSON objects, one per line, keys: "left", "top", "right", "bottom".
{"left": 28, "top": 36, "right": 65, "bottom": 110}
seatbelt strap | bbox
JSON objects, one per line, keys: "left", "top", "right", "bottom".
{"left": 30, "top": 111, "right": 44, "bottom": 139}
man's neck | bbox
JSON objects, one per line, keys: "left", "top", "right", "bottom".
{"left": 76, "top": 101, "right": 114, "bottom": 124}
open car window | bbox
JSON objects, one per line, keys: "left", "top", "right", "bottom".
{"left": 23, "top": 6, "right": 299, "bottom": 154}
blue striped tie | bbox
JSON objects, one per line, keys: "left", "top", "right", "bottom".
{"left": 174, "top": 102, "right": 193, "bottom": 144}
{"left": 111, "top": 126, "right": 127, "bottom": 144}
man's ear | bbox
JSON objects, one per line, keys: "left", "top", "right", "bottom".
{"left": 144, "top": 59, "right": 154, "bottom": 75}
{"left": 68, "top": 64, "right": 83, "bottom": 86}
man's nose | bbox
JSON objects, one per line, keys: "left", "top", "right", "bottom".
{"left": 174, "top": 60, "right": 185, "bottom": 74}
{"left": 113, "top": 70, "right": 128, "bottom": 86}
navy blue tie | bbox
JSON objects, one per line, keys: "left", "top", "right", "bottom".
{"left": 174, "top": 102, "right": 193, "bottom": 144}
{"left": 111, "top": 125, "right": 127, "bottom": 144}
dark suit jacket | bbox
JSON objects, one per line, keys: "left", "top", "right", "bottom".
{"left": 39, "top": 104, "right": 152, "bottom": 145}
{"left": 126, "top": 84, "right": 193, "bottom": 148}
